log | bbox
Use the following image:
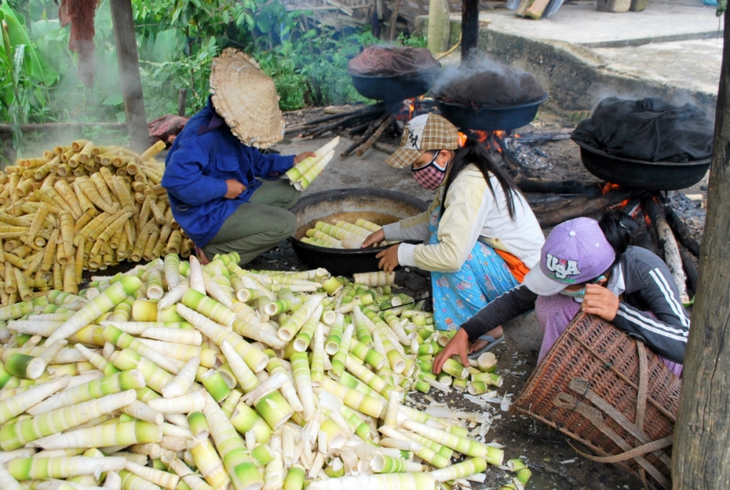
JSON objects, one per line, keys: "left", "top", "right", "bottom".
{"left": 662, "top": 199, "right": 701, "bottom": 257}
{"left": 514, "top": 176, "right": 603, "bottom": 196}
{"left": 387, "top": 0, "right": 403, "bottom": 41}
{"left": 357, "top": 113, "right": 397, "bottom": 156}
{"left": 643, "top": 196, "right": 690, "bottom": 304}
{"left": 304, "top": 108, "right": 386, "bottom": 139}
{"left": 110, "top": 0, "right": 149, "bottom": 152}
{"left": 461, "top": 0, "right": 479, "bottom": 63}
{"left": 302, "top": 104, "right": 383, "bottom": 127}
{"left": 525, "top": 193, "right": 579, "bottom": 207}
{"left": 673, "top": 12, "right": 730, "bottom": 487}
{"left": 342, "top": 110, "right": 391, "bottom": 157}
{"left": 428, "top": 0, "right": 450, "bottom": 55}
{"left": 535, "top": 189, "right": 637, "bottom": 228}
{"left": 347, "top": 120, "right": 372, "bottom": 135}
{"left": 528, "top": 195, "right": 592, "bottom": 215}
{"left": 284, "top": 105, "right": 384, "bottom": 135}
{"left": 678, "top": 242, "right": 699, "bottom": 298}
{"left": 515, "top": 130, "right": 573, "bottom": 143}
{"left": 501, "top": 144, "right": 535, "bottom": 178}
{"left": 373, "top": 141, "right": 399, "bottom": 154}
{"left": 177, "top": 89, "right": 187, "bottom": 117}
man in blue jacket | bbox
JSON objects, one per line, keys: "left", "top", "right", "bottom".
{"left": 162, "top": 49, "right": 314, "bottom": 266}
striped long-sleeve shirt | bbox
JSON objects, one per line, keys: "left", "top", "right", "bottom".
{"left": 461, "top": 246, "right": 690, "bottom": 364}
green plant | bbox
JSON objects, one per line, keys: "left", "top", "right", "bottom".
{"left": 0, "top": 2, "right": 58, "bottom": 150}
{"left": 397, "top": 32, "right": 427, "bottom": 48}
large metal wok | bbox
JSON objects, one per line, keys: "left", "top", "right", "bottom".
{"left": 436, "top": 93, "right": 549, "bottom": 131}
{"left": 350, "top": 66, "right": 441, "bottom": 104}
{"left": 574, "top": 140, "right": 711, "bottom": 191}
{"left": 289, "top": 188, "right": 428, "bottom": 276}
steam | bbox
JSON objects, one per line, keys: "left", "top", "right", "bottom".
{"left": 431, "top": 51, "right": 511, "bottom": 96}
{"left": 587, "top": 86, "right": 714, "bottom": 121}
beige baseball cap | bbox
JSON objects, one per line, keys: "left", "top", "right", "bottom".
{"left": 385, "top": 114, "right": 460, "bottom": 169}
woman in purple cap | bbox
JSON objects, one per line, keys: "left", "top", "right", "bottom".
{"left": 433, "top": 211, "right": 689, "bottom": 377}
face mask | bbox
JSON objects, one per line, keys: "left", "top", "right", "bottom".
{"left": 412, "top": 152, "right": 447, "bottom": 191}
{"left": 558, "top": 275, "right": 606, "bottom": 298}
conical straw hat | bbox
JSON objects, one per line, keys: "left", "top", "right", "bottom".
{"left": 210, "top": 48, "right": 285, "bottom": 149}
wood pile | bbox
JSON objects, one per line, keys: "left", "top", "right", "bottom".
{"left": 286, "top": 100, "right": 437, "bottom": 158}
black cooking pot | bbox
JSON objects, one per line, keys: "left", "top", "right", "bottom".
{"left": 574, "top": 140, "right": 711, "bottom": 191}
{"left": 436, "top": 93, "right": 549, "bottom": 131}
{"left": 289, "top": 188, "right": 428, "bottom": 276}
{"left": 350, "top": 66, "right": 441, "bottom": 104}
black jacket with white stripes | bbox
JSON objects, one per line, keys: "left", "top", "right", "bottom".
{"left": 460, "top": 246, "right": 690, "bottom": 364}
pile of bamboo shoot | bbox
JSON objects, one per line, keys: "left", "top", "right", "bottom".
{"left": 302, "top": 219, "right": 387, "bottom": 249}
{"left": 0, "top": 254, "right": 531, "bottom": 490}
{"left": 0, "top": 139, "right": 191, "bottom": 307}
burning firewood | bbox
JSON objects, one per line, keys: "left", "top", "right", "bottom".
{"left": 534, "top": 189, "right": 638, "bottom": 228}
{"left": 678, "top": 242, "right": 699, "bottom": 298}
{"left": 661, "top": 199, "right": 701, "bottom": 257}
{"left": 643, "top": 196, "right": 690, "bottom": 304}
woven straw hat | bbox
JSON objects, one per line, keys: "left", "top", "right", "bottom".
{"left": 210, "top": 48, "right": 285, "bottom": 149}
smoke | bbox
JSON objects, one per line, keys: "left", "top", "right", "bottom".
{"left": 430, "top": 51, "right": 513, "bottom": 96}
{"left": 587, "top": 85, "right": 715, "bottom": 122}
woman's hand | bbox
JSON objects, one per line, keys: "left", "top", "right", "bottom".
{"left": 581, "top": 284, "right": 620, "bottom": 321}
{"left": 433, "top": 328, "right": 470, "bottom": 374}
{"left": 376, "top": 245, "right": 400, "bottom": 272}
{"left": 361, "top": 229, "right": 385, "bottom": 248}
{"left": 225, "top": 179, "right": 246, "bottom": 199}
{"left": 294, "top": 152, "right": 316, "bottom": 164}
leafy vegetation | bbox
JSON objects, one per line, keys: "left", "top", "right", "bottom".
{"left": 0, "top": 0, "right": 425, "bottom": 153}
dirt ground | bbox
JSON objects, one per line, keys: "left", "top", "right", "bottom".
{"left": 249, "top": 239, "right": 650, "bottom": 489}
{"left": 272, "top": 103, "right": 705, "bottom": 489}
{"left": 99, "top": 103, "right": 698, "bottom": 489}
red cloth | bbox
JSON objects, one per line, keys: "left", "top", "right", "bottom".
{"left": 348, "top": 46, "right": 439, "bottom": 76}
{"left": 148, "top": 115, "right": 189, "bottom": 147}
{"left": 59, "top": 0, "right": 97, "bottom": 87}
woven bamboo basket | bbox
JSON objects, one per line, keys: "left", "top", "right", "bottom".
{"left": 511, "top": 312, "right": 681, "bottom": 490}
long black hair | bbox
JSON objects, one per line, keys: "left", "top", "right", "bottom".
{"left": 440, "top": 138, "right": 522, "bottom": 220}
{"left": 599, "top": 210, "right": 636, "bottom": 258}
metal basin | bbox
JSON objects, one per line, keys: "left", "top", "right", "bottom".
{"left": 289, "top": 188, "right": 428, "bottom": 276}
{"left": 436, "top": 93, "right": 549, "bottom": 131}
{"left": 349, "top": 67, "right": 441, "bottom": 104}
{"left": 574, "top": 140, "right": 711, "bottom": 191}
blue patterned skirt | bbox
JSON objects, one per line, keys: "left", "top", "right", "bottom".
{"left": 428, "top": 207, "right": 519, "bottom": 331}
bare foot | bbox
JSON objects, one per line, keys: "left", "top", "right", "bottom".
{"left": 469, "top": 326, "right": 504, "bottom": 354}
{"left": 195, "top": 246, "right": 210, "bottom": 266}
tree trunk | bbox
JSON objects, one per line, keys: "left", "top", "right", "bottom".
{"left": 427, "top": 0, "right": 450, "bottom": 55}
{"left": 671, "top": 11, "right": 730, "bottom": 489}
{"left": 109, "top": 0, "right": 149, "bottom": 153}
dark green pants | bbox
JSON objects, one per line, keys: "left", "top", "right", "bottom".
{"left": 203, "top": 179, "right": 300, "bottom": 266}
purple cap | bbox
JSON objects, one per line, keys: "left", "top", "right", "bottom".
{"left": 523, "top": 217, "right": 616, "bottom": 296}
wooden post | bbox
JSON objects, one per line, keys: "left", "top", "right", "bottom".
{"left": 387, "top": 0, "right": 402, "bottom": 41}
{"left": 109, "top": 0, "right": 149, "bottom": 153}
{"left": 177, "top": 89, "right": 188, "bottom": 117}
{"left": 672, "top": 10, "right": 730, "bottom": 490}
{"left": 461, "top": 0, "right": 479, "bottom": 65}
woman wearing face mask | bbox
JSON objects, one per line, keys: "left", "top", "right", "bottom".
{"left": 361, "top": 114, "right": 544, "bottom": 344}
{"left": 433, "top": 211, "right": 689, "bottom": 377}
